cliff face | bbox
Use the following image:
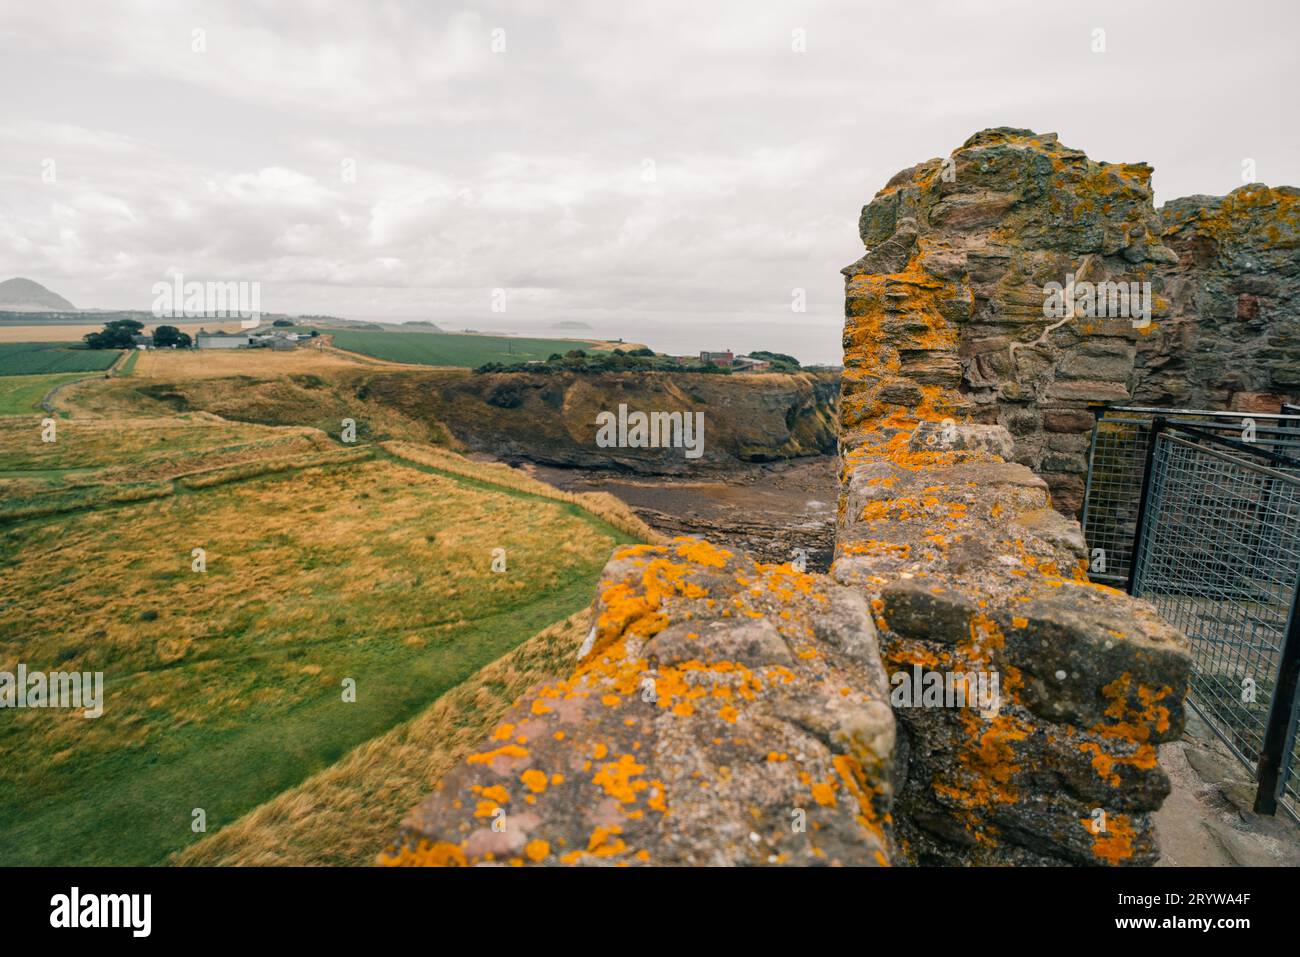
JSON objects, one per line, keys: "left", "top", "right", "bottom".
{"left": 1135, "top": 184, "right": 1300, "bottom": 410}
{"left": 364, "top": 369, "right": 839, "bottom": 473}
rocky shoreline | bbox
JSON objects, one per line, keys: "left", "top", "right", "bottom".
{"left": 520, "top": 456, "right": 839, "bottom": 571}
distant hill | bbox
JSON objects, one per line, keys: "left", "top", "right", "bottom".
{"left": 550, "top": 320, "right": 593, "bottom": 330}
{"left": 0, "top": 277, "right": 76, "bottom": 312}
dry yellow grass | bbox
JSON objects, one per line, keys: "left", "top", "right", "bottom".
{"left": 2, "top": 346, "right": 658, "bottom": 866}
{"left": 383, "top": 440, "right": 666, "bottom": 544}
{"left": 127, "top": 345, "right": 373, "bottom": 380}
{"left": 0, "top": 321, "right": 249, "bottom": 343}
{"left": 0, "top": 413, "right": 329, "bottom": 473}
{"left": 2, "top": 457, "right": 613, "bottom": 733}
{"left": 172, "top": 611, "right": 589, "bottom": 866}
{"left": 51, "top": 354, "right": 447, "bottom": 446}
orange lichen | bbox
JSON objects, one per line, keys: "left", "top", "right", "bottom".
{"left": 810, "top": 779, "right": 838, "bottom": 807}
{"left": 1082, "top": 813, "right": 1137, "bottom": 865}
{"left": 467, "top": 743, "right": 529, "bottom": 765}
{"left": 474, "top": 784, "right": 509, "bottom": 804}
{"left": 379, "top": 840, "right": 467, "bottom": 867}
{"left": 592, "top": 753, "right": 649, "bottom": 804}
{"left": 520, "top": 768, "right": 549, "bottom": 794}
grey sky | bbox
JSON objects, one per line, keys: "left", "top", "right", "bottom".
{"left": 2, "top": 0, "right": 1296, "bottom": 363}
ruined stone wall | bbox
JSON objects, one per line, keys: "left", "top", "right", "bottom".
{"left": 834, "top": 129, "right": 1191, "bottom": 864}
{"left": 833, "top": 428, "right": 1188, "bottom": 863}
{"left": 842, "top": 128, "right": 1178, "bottom": 516}
{"left": 1136, "top": 184, "right": 1300, "bottom": 411}
{"left": 841, "top": 130, "right": 1300, "bottom": 501}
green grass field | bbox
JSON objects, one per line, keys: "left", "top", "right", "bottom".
{"left": 328, "top": 328, "right": 593, "bottom": 367}
{"left": 0, "top": 372, "right": 100, "bottom": 416}
{"left": 0, "top": 422, "right": 635, "bottom": 866}
{"left": 0, "top": 342, "right": 121, "bottom": 376}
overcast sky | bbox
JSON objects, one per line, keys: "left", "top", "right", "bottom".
{"left": 2, "top": 0, "right": 1297, "bottom": 363}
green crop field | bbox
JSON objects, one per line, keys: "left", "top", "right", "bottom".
{"left": 328, "top": 328, "right": 593, "bottom": 367}
{"left": 0, "top": 342, "right": 121, "bottom": 376}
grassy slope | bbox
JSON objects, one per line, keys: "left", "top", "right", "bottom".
{"left": 174, "top": 611, "right": 588, "bottom": 866}
{"left": 328, "top": 328, "right": 593, "bottom": 367}
{"left": 0, "top": 412, "right": 639, "bottom": 865}
{"left": 0, "top": 372, "right": 98, "bottom": 415}
{"left": 53, "top": 349, "right": 450, "bottom": 447}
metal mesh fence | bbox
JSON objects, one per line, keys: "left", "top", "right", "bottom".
{"left": 1130, "top": 433, "right": 1300, "bottom": 820}
{"left": 1081, "top": 416, "right": 1149, "bottom": 585}
{"left": 1081, "top": 408, "right": 1300, "bottom": 587}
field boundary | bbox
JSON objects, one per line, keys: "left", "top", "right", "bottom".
{"left": 318, "top": 336, "right": 457, "bottom": 371}
{"left": 0, "top": 445, "right": 376, "bottom": 526}
{"left": 40, "top": 368, "right": 115, "bottom": 416}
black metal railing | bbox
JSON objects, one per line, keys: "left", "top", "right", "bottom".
{"left": 1081, "top": 408, "right": 1300, "bottom": 587}
{"left": 1083, "top": 408, "right": 1300, "bottom": 819}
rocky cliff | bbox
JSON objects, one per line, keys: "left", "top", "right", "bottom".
{"left": 363, "top": 369, "right": 839, "bottom": 473}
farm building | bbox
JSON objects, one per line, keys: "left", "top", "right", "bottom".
{"left": 196, "top": 332, "right": 256, "bottom": 349}
{"left": 699, "top": 350, "right": 734, "bottom": 367}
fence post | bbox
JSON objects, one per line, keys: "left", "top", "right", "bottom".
{"left": 1126, "top": 416, "right": 1166, "bottom": 595}
{"left": 1080, "top": 419, "right": 1101, "bottom": 535}
{"left": 1255, "top": 568, "right": 1300, "bottom": 815}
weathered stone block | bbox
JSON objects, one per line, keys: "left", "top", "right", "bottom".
{"left": 1042, "top": 409, "right": 1095, "bottom": 433}
{"left": 384, "top": 539, "right": 896, "bottom": 867}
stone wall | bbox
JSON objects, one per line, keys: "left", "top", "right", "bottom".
{"left": 833, "top": 426, "right": 1188, "bottom": 864}
{"left": 841, "top": 128, "right": 1178, "bottom": 516}
{"left": 1135, "top": 184, "right": 1300, "bottom": 411}
{"left": 834, "top": 128, "right": 1191, "bottom": 864}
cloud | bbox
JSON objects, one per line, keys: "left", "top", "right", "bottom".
{"left": 0, "top": 0, "right": 1297, "bottom": 363}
